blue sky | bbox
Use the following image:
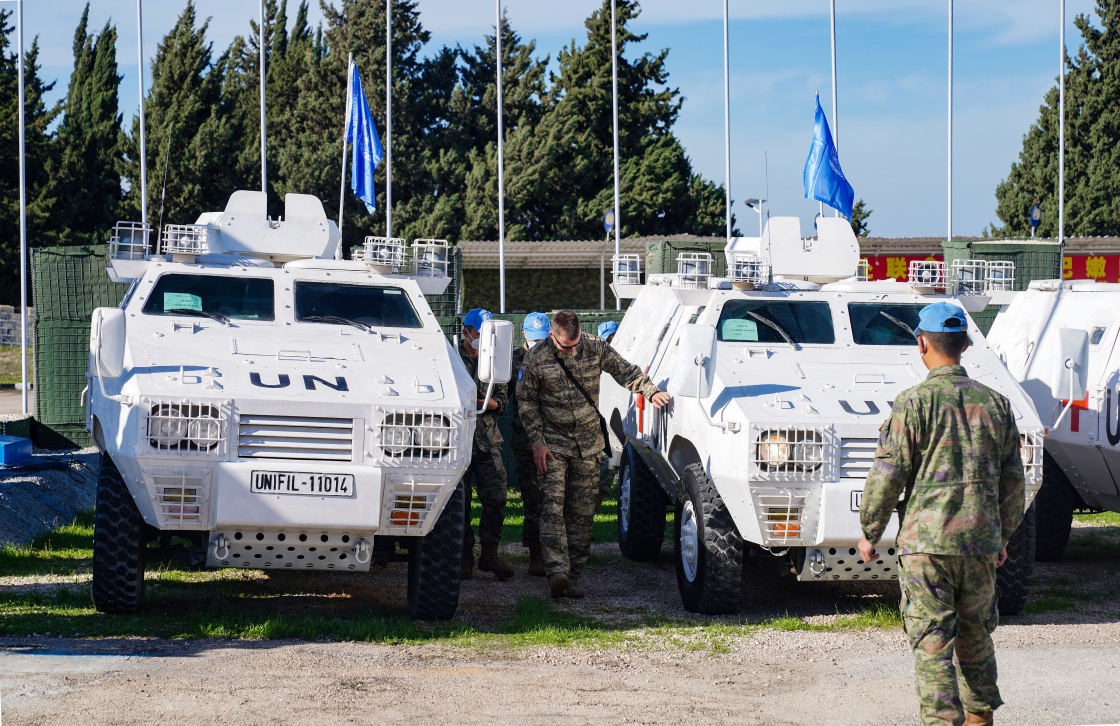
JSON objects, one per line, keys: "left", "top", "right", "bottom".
{"left": 26, "top": 1, "right": 1098, "bottom": 238}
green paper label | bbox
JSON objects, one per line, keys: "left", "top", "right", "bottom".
{"left": 164, "top": 292, "right": 202, "bottom": 311}
{"left": 722, "top": 319, "right": 758, "bottom": 342}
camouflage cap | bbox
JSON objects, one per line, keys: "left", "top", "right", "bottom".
{"left": 916, "top": 302, "right": 967, "bottom": 334}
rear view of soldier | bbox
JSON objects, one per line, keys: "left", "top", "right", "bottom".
{"left": 511, "top": 312, "right": 551, "bottom": 576}
{"left": 858, "top": 302, "right": 1026, "bottom": 726}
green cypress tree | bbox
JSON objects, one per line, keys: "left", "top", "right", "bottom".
{"left": 48, "top": 4, "right": 123, "bottom": 245}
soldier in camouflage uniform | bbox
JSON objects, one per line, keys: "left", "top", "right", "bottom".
{"left": 858, "top": 302, "right": 1025, "bottom": 726}
{"left": 510, "top": 313, "right": 551, "bottom": 577}
{"left": 518, "top": 310, "right": 670, "bottom": 598}
{"left": 459, "top": 308, "right": 515, "bottom": 581}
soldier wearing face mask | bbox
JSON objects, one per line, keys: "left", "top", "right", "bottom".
{"left": 459, "top": 308, "right": 514, "bottom": 581}
{"left": 509, "top": 312, "right": 551, "bottom": 576}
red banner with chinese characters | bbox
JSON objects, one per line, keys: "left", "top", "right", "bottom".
{"left": 862, "top": 254, "right": 1120, "bottom": 283}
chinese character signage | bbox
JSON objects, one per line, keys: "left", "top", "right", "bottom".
{"left": 862, "top": 255, "right": 1120, "bottom": 283}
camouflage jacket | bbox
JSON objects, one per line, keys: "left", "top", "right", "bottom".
{"left": 859, "top": 365, "right": 1026, "bottom": 556}
{"left": 517, "top": 335, "right": 660, "bottom": 458}
{"left": 509, "top": 343, "right": 533, "bottom": 452}
{"left": 460, "top": 348, "right": 508, "bottom": 453}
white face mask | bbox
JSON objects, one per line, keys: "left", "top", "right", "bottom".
{"left": 526, "top": 339, "right": 538, "bottom": 348}
{"left": 468, "top": 337, "right": 480, "bottom": 351}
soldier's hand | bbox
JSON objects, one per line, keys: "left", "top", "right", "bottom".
{"left": 857, "top": 536, "right": 878, "bottom": 563}
{"left": 995, "top": 546, "right": 1008, "bottom": 568}
{"left": 650, "top": 391, "right": 671, "bottom": 409}
{"left": 533, "top": 445, "right": 554, "bottom": 474}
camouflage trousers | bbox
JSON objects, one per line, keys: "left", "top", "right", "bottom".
{"left": 899, "top": 553, "right": 1003, "bottom": 726}
{"left": 513, "top": 443, "right": 542, "bottom": 549}
{"left": 462, "top": 447, "right": 508, "bottom": 556}
{"left": 539, "top": 451, "right": 601, "bottom": 580}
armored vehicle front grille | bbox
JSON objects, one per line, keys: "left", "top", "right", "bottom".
{"left": 237, "top": 414, "right": 356, "bottom": 462}
{"left": 839, "top": 438, "right": 878, "bottom": 479}
{"left": 382, "top": 475, "right": 449, "bottom": 534}
{"left": 373, "top": 407, "right": 462, "bottom": 467}
{"left": 146, "top": 468, "right": 211, "bottom": 530}
{"left": 751, "top": 488, "right": 814, "bottom": 545}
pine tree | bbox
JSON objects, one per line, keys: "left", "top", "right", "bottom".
{"left": 850, "top": 199, "right": 872, "bottom": 237}
{"left": 120, "top": 1, "right": 238, "bottom": 229}
{"left": 47, "top": 4, "right": 123, "bottom": 245}
{"left": 0, "top": 12, "right": 61, "bottom": 304}
{"left": 994, "top": 1, "right": 1119, "bottom": 237}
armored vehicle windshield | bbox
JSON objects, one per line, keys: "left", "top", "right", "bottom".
{"left": 847, "top": 302, "right": 923, "bottom": 346}
{"left": 143, "top": 273, "right": 275, "bottom": 321}
{"left": 717, "top": 300, "right": 834, "bottom": 344}
{"left": 294, "top": 281, "right": 424, "bottom": 329}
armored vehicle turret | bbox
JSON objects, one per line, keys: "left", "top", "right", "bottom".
{"left": 987, "top": 280, "right": 1120, "bottom": 560}
{"left": 87, "top": 191, "right": 512, "bottom": 619}
{"left": 600, "top": 217, "right": 1045, "bottom": 614}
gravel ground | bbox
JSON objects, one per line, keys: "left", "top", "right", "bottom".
{"left": 0, "top": 448, "right": 98, "bottom": 546}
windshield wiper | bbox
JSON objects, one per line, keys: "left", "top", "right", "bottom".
{"left": 165, "top": 308, "right": 230, "bottom": 326}
{"left": 744, "top": 310, "right": 800, "bottom": 350}
{"left": 879, "top": 311, "right": 916, "bottom": 338}
{"left": 302, "top": 314, "right": 372, "bottom": 332}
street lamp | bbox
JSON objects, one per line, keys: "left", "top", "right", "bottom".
{"left": 744, "top": 198, "right": 766, "bottom": 237}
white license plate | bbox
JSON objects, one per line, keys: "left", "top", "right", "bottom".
{"left": 251, "top": 471, "right": 354, "bottom": 497}
{"left": 850, "top": 490, "right": 862, "bottom": 512}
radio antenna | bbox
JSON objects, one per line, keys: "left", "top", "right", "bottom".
{"left": 764, "top": 150, "right": 774, "bottom": 283}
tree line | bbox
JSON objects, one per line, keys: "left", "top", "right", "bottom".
{"left": 0, "top": 0, "right": 736, "bottom": 306}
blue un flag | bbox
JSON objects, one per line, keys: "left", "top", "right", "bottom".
{"left": 346, "top": 60, "right": 384, "bottom": 213}
{"left": 803, "top": 95, "right": 854, "bottom": 219}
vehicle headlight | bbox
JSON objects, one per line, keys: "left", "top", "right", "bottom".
{"left": 187, "top": 415, "right": 222, "bottom": 449}
{"left": 383, "top": 424, "right": 413, "bottom": 454}
{"left": 149, "top": 404, "right": 189, "bottom": 448}
{"left": 794, "top": 440, "right": 825, "bottom": 471}
{"left": 1020, "top": 436, "right": 1036, "bottom": 466}
{"left": 412, "top": 415, "right": 452, "bottom": 451}
{"left": 757, "top": 433, "right": 791, "bottom": 469}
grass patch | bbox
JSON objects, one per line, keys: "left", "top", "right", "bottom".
{"left": 0, "top": 511, "right": 95, "bottom": 577}
{"left": 1074, "top": 510, "right": 1120, "bottom": 527}
{"left": 0, "top": 345, "right": 32, "bottom": 386}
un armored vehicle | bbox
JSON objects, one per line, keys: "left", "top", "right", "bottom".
{"left": 987, "top": 280, "right": 1120, "bottom": 560}
{"left": 87, "top": 190, "right": 512, "bottom": 619}
{"left": 601, "top": 217, "right": 1045, "bottom": 614}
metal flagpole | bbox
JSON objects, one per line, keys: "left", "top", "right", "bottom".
{"left": 611, "top": 0, "right": 621, "bottom": 310}
{"left": 1059, "top": 0, "right": 1065, "bottom": 250}
{"left": 722, "top": 0, "right": 731, "bottom": 242}
{"left": 496, "top": 0, "right": 507, "bottom": 313}
{"left": 830, "top": 0, "right": 839, "bottom": 216}
{"left": 137, "top": 0, "right": 148, "bottom": 228}
{"left": 947, "top": 0, "right": 953, "bottom": 244}
{"left": 17, "top": 0, "right": 27, "bottom": 414}
{"left": 385, "top": 0, "right": 393, "bottom": 238}
{"left": 260, "top": 0, "right": 267, "bottom": 194}
{"left": 337, "top": 54, "right": 353, "bottom": 252}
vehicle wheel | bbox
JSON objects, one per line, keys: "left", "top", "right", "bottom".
{"left": 997, "top": 502, "right": 1036, "bottom": 616}
{"left": 407, "top": 477, "right": 465, "bottom": 620}
{"left": 1034, "top": 452, "right": 1078, "bottom": 561}
{"left": 617, "top": 444, "right": 668, "bottom": 561}
{"left": 674, "top": 463, "right": 743, "bottom": 614}
{"left": 91, "top": 452, "right": 147, "bottom": 613}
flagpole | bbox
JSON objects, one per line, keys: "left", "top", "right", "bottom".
{"left": 947, "top": 0, "right": 953, "bottom": 244}
{"left": 259, "top": 0, "right": 267, "bottom": 195}
{"left": 385, "top": 0, "right": 393, "bottom": 238}
{"left": 611, "top": 0, "right": 621, "bottom": 310}
{"left": 137, "top": 0, "right": 148, "bottom": 229}
{"left": 1058, "top": 0, "right": 1065, "bottom": 251}
{"left": 830, "top": 0, "right": 839, "bottom": 217}
{"left": 722, "top": 0, "right": 731, "bottom": 243}
{"left": 496, "top": 0, "right": 507, "bottom": 314}
{"left": 338, "top": 54, "right": 353, "bottom": 252}
{"left": 17, "top": 0, "right": 28, "bottom": 414}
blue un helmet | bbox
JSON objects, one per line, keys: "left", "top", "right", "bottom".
{"left": 463, "top": 308, "right": 492, "bottom": 331}
{"left": 597, "top": 320, "right": 619, "bottom": 340}
{"left": 522, "top": 312, "right": 551, "bottom": 341}
{"left": 915, "top": 302, "right": 967, "bottom": 335}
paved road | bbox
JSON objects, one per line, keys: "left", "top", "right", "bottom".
{"left": 0, "top": 389, "right": 32, "bottom": 416}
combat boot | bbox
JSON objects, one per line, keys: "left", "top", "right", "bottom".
{"left": 477, "top": 542, "right": 515, "bottom": 580}
{"left": 548, "top": 573, "right": 569, "bottom": 598}
{"left": 964, "top": 712, "right": 994, "bottom": 726}
{"left": 566, "top": 580, "right": 585, "bottom": 599}
{"left": 460, "top": 550, "right": 474, "bottom": 580}
{"left": 527, "top": 541, "right": 546, "bottom": 577}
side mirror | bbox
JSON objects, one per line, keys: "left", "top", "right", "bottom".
{"left": 477, "top": 319, "right": 514, "bottom": 384}
{"left": 669, "top": 324, "right": 717, "bottom": 399}
{"left": 1051, "top": 328, "right": 1089, "bottom": 401}
{"left": 90, "top": 307, "right": 126, "bottom": 378}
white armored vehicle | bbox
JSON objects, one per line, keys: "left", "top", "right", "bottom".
{"left": 601, "top": 217, "right": 1045, "bottom": 614}
{"left": 987, "top": 280, "right": 1120, "bottom": 560}
{"left": 87, "top": 190, "right": 512, "bottom": 619}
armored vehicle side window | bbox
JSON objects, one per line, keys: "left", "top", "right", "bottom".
{"left": 143, "top": 274, "right": 275, "bottom": 320}
{"left": 848, "top": 303, "right": 924, "bottom": 346}
{"left": 717, "top": 301, "right": 834, "bottom": 344}
{"left": 295, "top": 282, "right": 423, "bottom": 329}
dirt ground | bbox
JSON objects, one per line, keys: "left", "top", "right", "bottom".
{"left": 2, "top": 522, "right": 1120, "bottom": 726}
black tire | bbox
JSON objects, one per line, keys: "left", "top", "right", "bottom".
{"left": 617, "top": 444, "right": 668, "bottom": 561}
{"left": 997, "top": 503, "right": 1036, "bottom": 616}
{"left": 407, "top": 478, "right": 465, "bottom": 620}
{"left": 91, "top": 453, "right": 147, "bottom": 613}
{"left": 674, "top": 463, "right": 743, "bottom": 614}
{"left": 1035, "top": 452, "right": 1078, "bottom": 561}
